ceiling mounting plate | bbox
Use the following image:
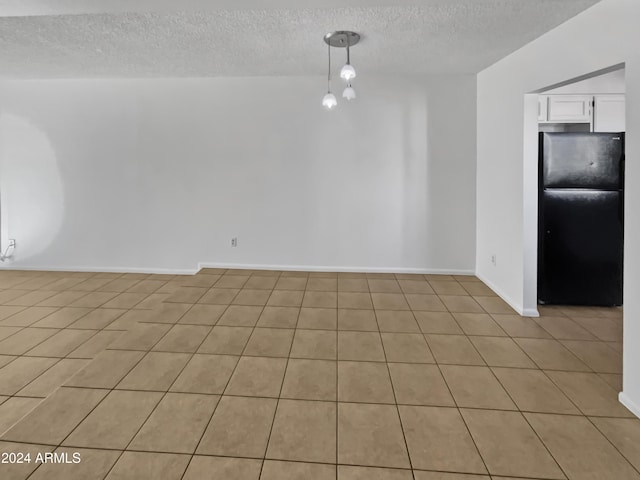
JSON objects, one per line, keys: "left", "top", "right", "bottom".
{"left": 324, "top": 31, "right": 361, "bottom": 48}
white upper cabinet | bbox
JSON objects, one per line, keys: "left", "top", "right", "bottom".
{"left": 538, "top": 94, "right": 625, "bottom": 131}
{"left": 593, "top": 94, "right": 625, "bottom": 132}
{"left": 547, "top": 95, "right": 593, "bottom": 122}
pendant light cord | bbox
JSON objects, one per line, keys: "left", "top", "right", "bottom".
{"left": 327, "top": 42, "right": 332, "bottom": 93}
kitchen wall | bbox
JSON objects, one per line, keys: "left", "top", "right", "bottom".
{"left": 0, "top": 74, "right": 477, "bottom": 274}
{"left": 476, "top": 0, "right": 640, "bottom": 415}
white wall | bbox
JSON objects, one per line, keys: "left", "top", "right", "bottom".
{"left": 476, "top": 0, "right": 640, "bottom": 416}
{"left": 0, "top": 75, "right": 477, "bottom": 274}
{"left": 546, "top": 68, "right": 625, "bottom": 94}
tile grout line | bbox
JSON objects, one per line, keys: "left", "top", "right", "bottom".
{"left": 539, "top": 362, "right": 640, "bottom": 466}
{"left": 181, "top": 272, "right": 281, "bottom": 480}
{"left": 480, "top": 352, "right": 571, "bottom": 480}
{"left": 424, "top": 282, "right": 495, "bottom": 478}
{"left": 0, "top": 326, "right": 67, "bottom": 357}
{"left": 6, "top": 384, "right": 636, "bottom": 419}
{"left": 442, "top": 298, "right": 623, "bottom": 477}
{"left": 368, "top": 280, "right": 416, "bottom": 480}
{"left": 48, "top": 287, "right": 218, "bottom": 480}
{"left": 435, "top": 360, "right": 492, "bottom": 477}
{"left": 585, "top": 415, "right": 640, "bottom": 476}
{"left": 255, "top": 272, "right": 305, "bottom": 479}
{"left": 0, "top": 322, "right": 133, "bottom": 406}
{"left": 27, "top": 296, "right": 196, "bottom": 461}
{"left": 21, "top": 386, "right": 115, "bottom": 480}
{"left": 99, "top": 299, "right": 221, "bottom": 480}
{"left": 165, "top": 292, "right": 240, "bottom": 480}
{"left": 9, "top": 354, "right": 92, "bottom": 403}
{"left": 0, "top": 325, "right": 111, "bottom": 400}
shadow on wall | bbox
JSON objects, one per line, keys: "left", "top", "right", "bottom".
{"left": 401, "top": 89, "right": 428, "bottom": 265}
{"left": 0, "top": 113, "right": 64, "bottom": 263}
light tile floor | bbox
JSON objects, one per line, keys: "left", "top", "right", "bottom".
{"left": 0, "top": 268, "right": 637, "bottom": 479}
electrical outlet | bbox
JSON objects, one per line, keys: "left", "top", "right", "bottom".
{"left": 491, "top": 254, "right": 496, "bottom": 266}
{"left": 9, "top": 239, "right": 16, "bottom": 248}
{"left": 231, "top": 237, "right": 238, "bottom": 247}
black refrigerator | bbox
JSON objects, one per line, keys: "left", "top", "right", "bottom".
{"left": 538, "top": 132, "right": 624, "bottom": 306}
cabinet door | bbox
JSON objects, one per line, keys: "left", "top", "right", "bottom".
{"left": 538, "top": 96, "right": 548, "bottom": 121}
{"left": 594, "top": 95, "right": 625, "bottom": 132}
{"left": 547, "top": 95, "right": 592, "bottom": 122}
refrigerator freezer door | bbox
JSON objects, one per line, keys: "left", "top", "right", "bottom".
{"left": 539, "top": 190, "right": 623, "bottom": 306}
{"left": 541, "top": 132, "right": 623, "bottom": 190}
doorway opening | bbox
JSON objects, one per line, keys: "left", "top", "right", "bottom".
{"left": 523, "top": 63, "right": 626, "bottom": 314}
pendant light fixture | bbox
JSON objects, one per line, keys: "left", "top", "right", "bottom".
{"left": 322, "top": 31, "right": 360, "bottom": 110}
{"left": 343, "top": 82, "right": 356, "bottom": 101}
{"left": 340, "top": 41, "right": 357, "bottom": 81}
{"left": 322, "top": 41, "right": 337, "bottom": 110}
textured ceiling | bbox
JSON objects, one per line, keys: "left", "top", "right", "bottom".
{"left": 0, "top": 0, "right": 601, "bottom": 78}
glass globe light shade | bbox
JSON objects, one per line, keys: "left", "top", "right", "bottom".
{"left": 342, "top": 86, "right": 356, "bottom": 101}
{"left": 322, "top": 92, "right": 338, "bottom": 110}
{"left": 340, "top": 64, "right": 356, "bottom": 81}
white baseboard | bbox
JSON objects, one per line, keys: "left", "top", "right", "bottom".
{"left": 1, "top": 262, "right": 476, "bottom": 277}
{"left": 0, "top": 264, "right": 199, "bottom": 275}
{"left": 475, "top": 271, "right": 539, "bottom": 317}
{"left": 197, "top": 262, "right": 476, "bottom": 276}
{"left": 619, "top": 392, "right": 640, "bottom": 419}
